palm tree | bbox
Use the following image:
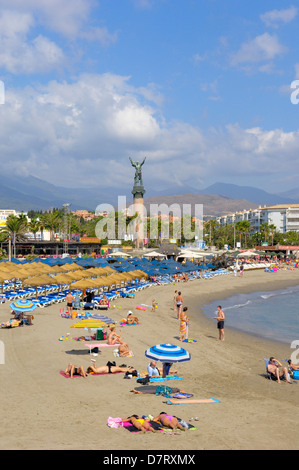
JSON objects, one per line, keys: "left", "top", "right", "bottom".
{"left": 28, "top": 217, "right": 40, "bottom": 241}
{"left": 268, "top": 224, "right": 276, "bottom": 246}
{"left": 42, "top": 211, "right": 62, "bottom": 241}
{"left": 0, "top": 214, "right": 28, "bottom": 258}
{"left": 260, "top": 222, "right": 271, "bottom": 244}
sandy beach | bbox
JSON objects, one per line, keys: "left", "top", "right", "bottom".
{"left": 0, "top": 268, "right": 299, "bottom": 451}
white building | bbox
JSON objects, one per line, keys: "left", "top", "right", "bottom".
{"left": 0, "top": 209, "right": 17, "bottom": 227}
{"left": 217, "top": 204, "right": 299, "bottom": 234}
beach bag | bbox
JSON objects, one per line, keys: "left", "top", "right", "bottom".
{"left": 155, "top": 385, "right": 173, "bottom": 396}
{"left": 91, "top": 347, "right": 99, "bottom": 353}
{"left": 107, "top": 417, "right": 122, "bottom": 428}
{"left": 96, "top": 328, "right": 106, "bottom": 340}
{"left": 137, "top": 377, "right": 150, "bottom": 385}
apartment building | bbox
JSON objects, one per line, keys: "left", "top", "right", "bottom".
{"left": 217, "top": 204, "right": 299, "bottom": 234}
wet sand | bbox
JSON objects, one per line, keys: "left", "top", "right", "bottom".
{"left": 0, "top": 268, "right": 299, "bottom": 450}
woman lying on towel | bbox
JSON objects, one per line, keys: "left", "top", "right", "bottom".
{"left": 125, "top": 415, "right": 158, "bottom": 433}
{"left": 118, "top": 341, "right": 131, "bottom": 357}
{"left": 87, "top": 362, "right": 137, "bottom": 375}
{"left": 64, "top": 363, "right": 87, "bottom": 378}
{"left": 153, "top": 412, "right": 185, "bottom": 431}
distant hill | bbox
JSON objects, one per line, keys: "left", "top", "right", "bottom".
{"left": 0, "top": 174, "right": 116, "bottom": 211}
{"left": 278, "top": 186, "right": 299, "bottom": 200}
{"left": 143, "top": 193, "right": 258, "bottom": 217}
{"left": 0, "top": 174, "right": 297, "bottom": 214}
{"left": 198, "top": 182, "right": 297, "bottom": 205}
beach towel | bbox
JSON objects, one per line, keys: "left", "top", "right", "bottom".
{"left": 60, "top": 370, "right": 123, "bottom": 378}
{"left": 60, "top": 371, "right": 86, "bottom": 379}
{"left": 165, "top": 398, "right": 221, "bottom": 405}
{"left": 138, "top": 373, "right": 183, "bottom": 382}
{"left": 149, "top": 375, "right": 183, "bottom": 382}
{"left": 121, "top": 421, "right": 163, "bottom": 433}
{"left": 114, "top": 349, "right": 134, "bottom": 357}
{"left": 119, "top": 321, "right": 139, "bottom": 326}
{"left": 131, "top": 386, "right": 182, "bottom": 395}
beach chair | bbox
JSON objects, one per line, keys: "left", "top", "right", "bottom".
{"left": 264, "top": 358, "right": 274, "bottom": 380}
{"left": 264, "top": 358, "right": 291, "bottom": 382}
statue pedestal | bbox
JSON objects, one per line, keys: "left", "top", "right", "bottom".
{"left": 132, "top": 185, "right": 146, "bottom": 249}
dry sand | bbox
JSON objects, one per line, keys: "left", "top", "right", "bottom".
{"left": 0, "top": 268, "right": 299, "bottom": 451}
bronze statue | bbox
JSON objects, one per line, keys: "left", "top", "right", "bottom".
{"left": 129, "top": 157, "right": 146, "bottom": 186}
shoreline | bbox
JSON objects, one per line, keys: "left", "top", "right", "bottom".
{"left": 1, "top": 268, "right": 299, "bottom": 450}
{"left": 189, "top": 271, "right": 299, "bottom": 346}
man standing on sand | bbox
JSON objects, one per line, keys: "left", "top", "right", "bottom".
{"left": 214, "top": 305, "right": 225, "bottom": 341}
{"left": 66, "top": 291, "right": 75, "bottom": 317}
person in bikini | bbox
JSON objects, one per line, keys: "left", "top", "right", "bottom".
{"left": 86, "top": 362, "right": 137, "bottom": 375}
{"left": 64, "top": 363, "right": 87, "bottom": 378}
{"left": 126, "top": 312, "right": 140, "bottom": 324}
{"left": 107, "top": 326, "right": 122, "bottom": 345}
{"left": 153, "top": 412, "right": 185, "bottom": 431}
{"left": 125, "top": 415, "right": 158, "bottom": 433}
{"left": 175, "top": 291, "right": 183, "bottom": 319}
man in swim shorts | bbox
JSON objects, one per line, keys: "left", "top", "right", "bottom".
{"left": 214, "top": 305, "right": 225, "bottom": 341}
{"left": 66, "top": 291, "right": 75, "bottom": 317}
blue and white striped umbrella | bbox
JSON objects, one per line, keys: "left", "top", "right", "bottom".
{"left": 145, "top": 343, "right": 191, "bottom": 363}
{"left": 10, "top": 299, "right": 37, "bottom": 313}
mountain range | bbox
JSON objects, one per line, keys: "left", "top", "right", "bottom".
{"left": 0, "top": 173, "right": 298, "bottom": 217}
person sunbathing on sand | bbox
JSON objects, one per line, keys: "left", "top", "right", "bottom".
{"left": 153, "top": 412, "right": 185, "bottom": 431}
{"left": 64, "top": 363, "right": 87, "bottom": 378}
{"left": 87, "top": 362, "right": 136, "bottom": 375}
{"left": 125, "top": 415, "right": 158, "bottom": 433}
{"left": 118, "top": 341, "right": 131, "bottom": 357}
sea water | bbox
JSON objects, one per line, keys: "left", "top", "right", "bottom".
{"left": 202, "top": 284, "right": 299, "bottom": 344}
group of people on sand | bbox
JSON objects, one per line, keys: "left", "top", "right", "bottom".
{"left": 266, "top": 357, "right": 299, "bottom": 384}
{"left": 173, "top": 291, "right": 189, "bottom": 341}
{"left": 124, "top": 413, "right": 186, "bottom": 433}
{"left": 106, "top": 325, "right": 131, "bottom": 357}
{"left": 173, "top": 290, "right": 225, "bottom": 342}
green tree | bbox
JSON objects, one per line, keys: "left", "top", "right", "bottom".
{"left": 0, "top": 214, "right": 28, "bottom": 258}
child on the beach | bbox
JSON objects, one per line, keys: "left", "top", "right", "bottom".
{"left": 152, "top": 299, "right": 158, "bottom": 311}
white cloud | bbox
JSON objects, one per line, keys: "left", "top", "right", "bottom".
{"left": 0, "top": 74, "right": 299, "bottom": 192}
{"left": 0, "top": 0, "right": 91, "bottom": 38}
{"left": 231, "top": 33, "right": 287, "bottom": 67}
{"left": 0, "top": 10, "right": 64, "bottom": 74}
{"left": 260, "top": 6, "right": 298, "bottom": 27}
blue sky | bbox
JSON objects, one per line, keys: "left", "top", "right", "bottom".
{"left": 0, "top": 0, "right": 299, "bottom": 199}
